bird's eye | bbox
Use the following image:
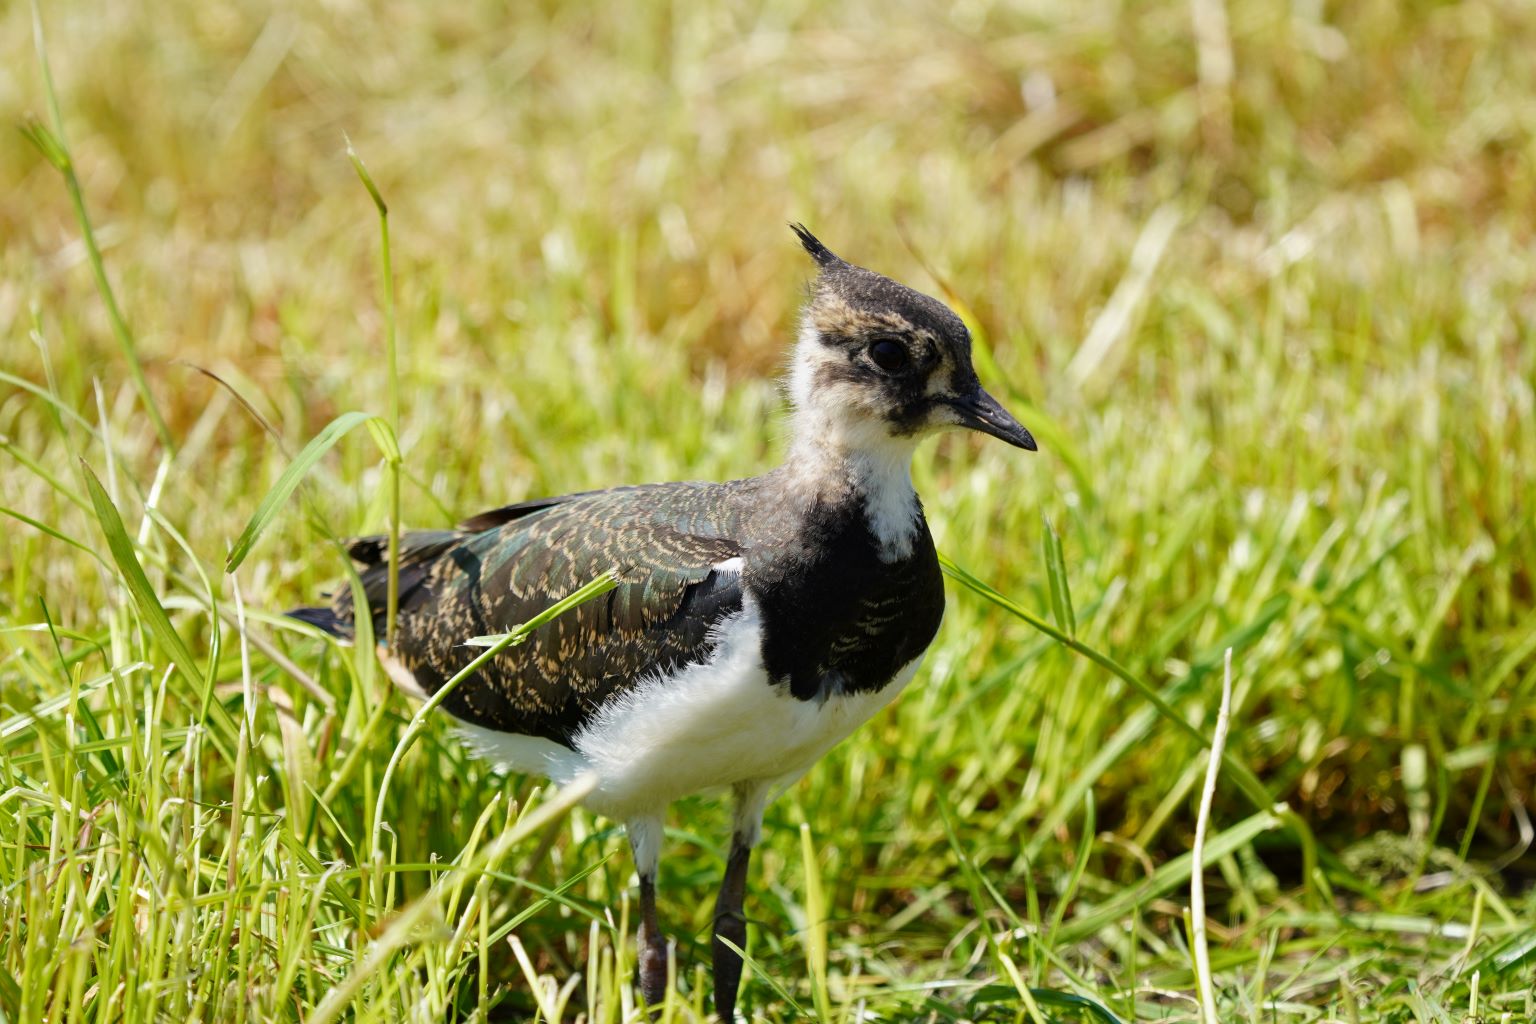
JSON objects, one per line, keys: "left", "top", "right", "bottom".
{"left": 868, "top": 339, "right": 910, "bottom": 373}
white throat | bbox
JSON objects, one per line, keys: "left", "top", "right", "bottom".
{"left": 784, "top": 325, "right": 923, "bottom": 560}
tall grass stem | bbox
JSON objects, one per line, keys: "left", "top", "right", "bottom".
{"left": 25, "top": 1, "right": 174, "bottom": 453}
{"left": 347, "top": 138, "right": 402, "bottom": 648}
{"left": 1190, "top": 647, "right": 1234, "bottom": 1024}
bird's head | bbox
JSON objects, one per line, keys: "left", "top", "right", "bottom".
{"left": 786, "top": 224, "right": 1036, "bottom": 456}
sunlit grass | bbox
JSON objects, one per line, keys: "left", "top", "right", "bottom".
{"left": 3, "top": 0, "right": 1534, "bottom": 1021}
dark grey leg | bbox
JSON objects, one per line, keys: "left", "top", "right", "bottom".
{"left": 636, "top": 872, "right": 668, "bottom": 1008}
{"left": 710, "top": 838, "right": 752, "bottom": 1022}
{"left": 712, "top": 782, "right": 768, "bottom": 1021}
{"left": 629, "top": 817, "right": 668, "bottom": 1010}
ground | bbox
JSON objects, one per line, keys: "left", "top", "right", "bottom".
{"left": 1, "top": 1, "right": 1534, "bottom": 1021}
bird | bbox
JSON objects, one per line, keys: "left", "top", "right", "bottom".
{"left": 288, "top": 224, "right": 1036, "bottom": 1020}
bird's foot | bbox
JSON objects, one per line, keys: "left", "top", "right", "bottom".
{"left": 635, "top": 868, "right": 670, "bottom": 1012}
{"left": 637, "top": 924, "right": 669, "bottom": 1010}
{"left": 638, "top": 943, "right": 668, "bottom": 1010}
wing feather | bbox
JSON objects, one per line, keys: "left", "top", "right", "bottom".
{"left": 329, "top": 482, "right": 747, "bottom": 745}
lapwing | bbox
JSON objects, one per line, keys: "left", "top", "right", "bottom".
{"left": 289, "top": 225, "right": 1036, "bottom": 1020}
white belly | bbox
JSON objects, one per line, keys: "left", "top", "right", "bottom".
{"left": 449, "top": 596, "right": 924, "bottom": 822}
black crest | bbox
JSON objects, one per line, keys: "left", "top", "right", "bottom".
{"left": 791, "top": 224, "right": 970, "bottom": 342}
{"left": 789, "top": 223, "right": 841, "bottom": 269}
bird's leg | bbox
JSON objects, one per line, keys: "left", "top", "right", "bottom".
{"left": 710, "top": 838, "right": 752, "bottom": 1021}
{"left": 712, "top": 783, "right": 769, "bottom": 1022}
{"left": 636, "top": 872, "right": 668, "bottom": 1008}
{"left": 628, "top": 817, "right": 669, "bottom": 1010}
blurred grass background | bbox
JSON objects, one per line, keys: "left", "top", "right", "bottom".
{"left": 2, "top": 0, "right": 1534, "bottom": 1021}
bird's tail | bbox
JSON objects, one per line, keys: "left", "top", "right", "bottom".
{"left": 284, "top": 603, "right": 355, "bottom": 641}
{"left": 285, "top": 529, "right": 464, "bottom": 642}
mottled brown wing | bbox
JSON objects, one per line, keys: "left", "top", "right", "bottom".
{"left": 340, "top": 483, "right": 746, "bottom": 745}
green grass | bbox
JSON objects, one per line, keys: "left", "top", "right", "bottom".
{"left": 3, "top": 0, "right": 1535, "bottom": 1021}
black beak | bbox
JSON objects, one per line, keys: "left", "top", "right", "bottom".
{"left": 949, "top": 388, "right": 1037, "bottom": 451}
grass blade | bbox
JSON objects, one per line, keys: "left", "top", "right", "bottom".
{"left": 1056, "top": 808, "right": 1284, "bottom": 943}
{"left": 1042, "top": 512, "right": 1076, "bottom": 637}
{"left": 799, "top": 821, "right": 832, "bottom": 1022}
{"left": 1477, "top": 927, "right": 1536, "bottom": 975}
{"left": 82, "top": 460, "right": 201, "bottom": 681}
{"left": 969, "top": 985, "right": 1126, "bottom": 1024}
{"left": 81, "top": 461, "right": 236, "bottom": 753}
{"left": 225, "top": 410, "right": 377, "bottom": 572}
